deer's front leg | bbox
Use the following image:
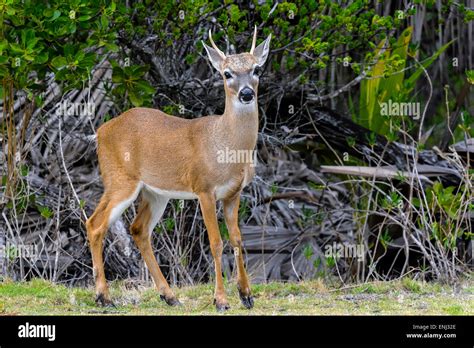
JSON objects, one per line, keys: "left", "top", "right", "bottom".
{"left": 223, "top": 193, "right": 253, "bottom": 309}
{"left": 199, "top": 193, "right": 229, "bottom": 311}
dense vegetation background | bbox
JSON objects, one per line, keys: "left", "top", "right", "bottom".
{"left": 0, "top": 0, "right": 472, "bottom": 288}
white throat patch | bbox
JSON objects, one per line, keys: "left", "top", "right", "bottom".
{"left": 232, "top": 99, "right": 257, "bottom": 113}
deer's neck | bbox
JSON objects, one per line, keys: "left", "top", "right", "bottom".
{"left": 219, "top": 97, "right": 259, "bottom": 150}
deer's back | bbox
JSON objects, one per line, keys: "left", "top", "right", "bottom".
{"left": 96, "top": 107, "right": 221, "bottom": 192}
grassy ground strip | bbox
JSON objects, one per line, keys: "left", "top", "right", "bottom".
{"left": 0, "top": 277, "right": 472, "bottom": 315}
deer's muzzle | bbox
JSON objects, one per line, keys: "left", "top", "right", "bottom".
{"left": 239, "top": 87, "right": 255, "bottom": 104}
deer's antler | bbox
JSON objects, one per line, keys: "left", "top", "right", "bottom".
{"left": 208, "top": 30, "right": 226, "bottom": 58}
{"left": 249, "top": 25, "right": 257, "bottom": 54}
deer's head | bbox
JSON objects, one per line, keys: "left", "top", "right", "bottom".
{"left": 203, "top": 26, "right": 271, "bottom": 107}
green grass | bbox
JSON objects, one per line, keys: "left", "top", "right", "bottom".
{"left": 0, "top": 277, "right": 472, "bottom": 315}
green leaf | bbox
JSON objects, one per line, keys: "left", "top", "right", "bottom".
{"left": 132, "top": 65, "right": 149, "bottom": 76}
{"left": 128, "top": 90, "right": 143, "bottom": 106}
{"left": 466, "top": 70, "right": 474, "bottom": 85}
{"left": 375, "top": 26, "right": 413, "bottom": 135}
{"left": 63, "top": 44, "right": 75, "bottom": 58}
{"left": 20, "top": 164, "right": 29, "bottom": 177}
{"left": 357, "top": 27, "right": 425, "bottom": 135}
{"left": 105, "top": 42, "right": 119, "bottom": 52}
{"left": 51, "top": 56, "right": 67, "bottom": 69}
{"left": 50, "top": 10, "right": 61, "bottom": 21}
{"left": 6, "top": 6, "right": 15, "bottom": 15}
{"left": 135, "top": 80, "right": 155, "bottom": 94}
{"left": 38, "top": 205, "right": 53, "bottom": 219}
{"left": 100, "top": 15, "right": 109, "bottom": 28}
{"left": 218, "top": 221, "right": 229, "bottom": 240}
{"left": 35, "top": 52, "right": 48, "bottom": 65}
{"left": 0, "top": 66, "right": 7, "bottom": 78}
{"left": 9, "top": 43, "right": 24, "bottom": 54}
{"left": 303, "top": 244, "right": 314, "bottom": 260}
{"left": 21, "top": 29, "right": 35, "bottom": 47}
{"left": 411, "top": 197, "right": 421, "bottom": 208}
{"left": 358, "top": 38, "right": 387, "bottom": 131}
{"left": 26, "top": 38, "right": 40, "bottom": 50}
{"left": 405, "top": 40, "right": 454, "bottom": 92}
{"left": 78, "top": 15, "right": 92, "bottom": 22}
{"left": 23, "top": 54, "right": 35, "bottom": 62}
{"left": 0, "top": 40, "right": 7, "bottom": 53}
{"left": 112, "top": 67, "right": 125, "bottom": 82}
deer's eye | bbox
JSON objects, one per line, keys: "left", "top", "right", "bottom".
{"left": 253, "top": 66, "right": 262, "bottom": 77}
{"left": 224, "top": 71, "right": 232, "bottom": 79}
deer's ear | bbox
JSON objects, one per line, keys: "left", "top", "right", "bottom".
{"left": 253, "top": 34, "right": 271, "bottom": 66}
{"left": 202, "top": 42, "right": 225, "bottom": 71}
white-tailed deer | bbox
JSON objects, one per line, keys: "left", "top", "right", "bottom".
{"left": 86, "top": 27, "right": 271, "bottom": 311}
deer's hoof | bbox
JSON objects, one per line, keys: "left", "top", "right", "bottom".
{"left": 95, "top": 293, "right": 115, "bottom": 308}
{"left": 214, "top": 299, "right": 230, "bottom": 312}
{"left": 160, "top": 294, "right": 182, "bottom": 307}
{"left": 239, "top": 293, "right": 254, "bottom": 309}
{"left": 238, "top": 285, "right": 254, "bottom": 309}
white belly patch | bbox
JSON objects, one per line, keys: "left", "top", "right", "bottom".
{"left": 143, "top": 179, "right": 244, "bottom": 201}
{"left": 215, "top": 180, "right": 241, "bottom": 200}
{"left": 143, "top": 183, "right": 198, "bottom": 200}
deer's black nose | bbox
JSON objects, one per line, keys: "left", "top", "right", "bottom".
{"left": 239, "top": 87, "right": 255, "bottom": 103}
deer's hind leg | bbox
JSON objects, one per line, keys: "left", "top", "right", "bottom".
{"left": 130, "top": 189, "right": 180, "bottom": 306}
{"left": 86, "top": 181, "right": 142, "bottom": 306}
